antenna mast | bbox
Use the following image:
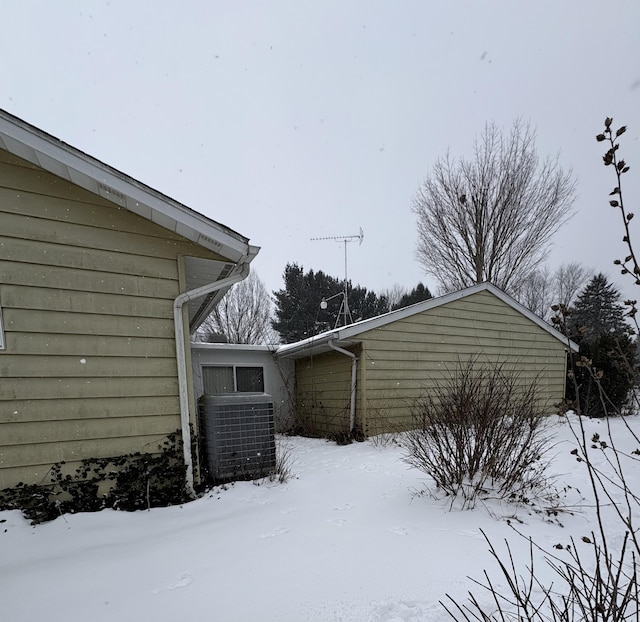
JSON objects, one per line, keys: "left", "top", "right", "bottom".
{"left": 311, "top": 227, "right": 364, "bottom": 328}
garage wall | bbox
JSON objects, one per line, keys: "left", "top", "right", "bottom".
{"left": 358, "top": 290, "right": 569, "bottom": 435}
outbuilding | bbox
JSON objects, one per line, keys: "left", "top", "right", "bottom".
{"left": 276, "top": 282, "right": 578, "bottom": 437}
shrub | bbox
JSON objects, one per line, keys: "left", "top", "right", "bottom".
{"left": 442, "top": 118, "right": 640, "bottom": 622}
{"left": 0, "top": 430, "right": 190, "bottom": 524}
{"left": 266, "top": 438, "right": 297, "bottom": 484}
{"left": 567, "top": 332, "right": 637, "bottom": 418}
{"left": 402, "top": 358, "right": 556, "bottom": 509}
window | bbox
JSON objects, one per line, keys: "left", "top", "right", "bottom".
{"left": 202, "top": 365, "right": 264, "bottom": 394}
{"left": 0, "top": 305, "right": 4, "bottom": 350}
{"left": 235, "top": 367, "right": 265, "bottom": 392}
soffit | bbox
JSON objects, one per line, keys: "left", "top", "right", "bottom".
{"left": 184, "top": 257, "right": 236, "bottom": 332}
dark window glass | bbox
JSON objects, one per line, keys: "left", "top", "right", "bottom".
{"left": 236, "top": 367, "right": 264, "bottom": 392}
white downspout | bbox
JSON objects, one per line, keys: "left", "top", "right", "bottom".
{"left": 328, "top": 339, "right": 358, "bottom": 433}
{"left": 173, "top": 262, "right": 250, "bottom": 497}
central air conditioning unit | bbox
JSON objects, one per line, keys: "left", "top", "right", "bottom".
{"left": 198, "top": 393, "right": 275, "bottom": 483}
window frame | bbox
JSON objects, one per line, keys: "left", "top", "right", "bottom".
{"left": 202, "top": 364, "right": 265, "bottom": 394}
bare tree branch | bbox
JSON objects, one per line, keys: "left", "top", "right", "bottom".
{"left": 195, "top": 271, "right": 278, "bottom": 345}
{"left": 512, "top": 262, "right": 593, "bottom": 321}
{"left": 413, "top": 120, "right": 576, "bottom": 294}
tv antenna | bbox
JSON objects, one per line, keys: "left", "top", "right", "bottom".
{"left": 310, "top": 227, "right": 364, "bottom": 328}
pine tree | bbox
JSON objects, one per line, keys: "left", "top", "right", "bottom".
{"left": 391, "top": 282, "right": 433, "bottom": 311}
{"left": 347, "top": 285, "right": 390, "bottom": 322}
{"left": 566, "top": 274, "right": 635, "bottom": 417}
{"left": 271, "top": 263, "right": 390, "bottom": 343}
{"left": 271, "top": 264, "right": 335, "bottom": 342}
{"left": 568, "top": 273, "right": 627, "bottom": 341}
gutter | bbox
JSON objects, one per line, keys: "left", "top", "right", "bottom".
{"left": 173, "top": 262, "right": 251, "bottom": 497}
{"left": 328, "top": 339, "right": 358, "bottom": 433}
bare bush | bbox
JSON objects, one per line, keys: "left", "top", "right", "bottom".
{"left": 443, "top": 526, "right": 639, "bottom": 621}
{"left": 402, "top": 358, "right": 557, "bottom": 509}
{"left": 442, "top": 118, "right": 640, "bottom": 622}
{"left": 270, "top": 438, "right": 297, "bottom": 484}
{"left": 444, "top": 414, "right": 640, "bottom": 621}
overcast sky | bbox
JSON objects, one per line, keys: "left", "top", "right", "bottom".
{"left": 2, "top": 1, "right": 639, "bottom": 302}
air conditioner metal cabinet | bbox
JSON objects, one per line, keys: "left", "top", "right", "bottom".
{"left": 198, "top": 393, "right": 275, "bottom": 483}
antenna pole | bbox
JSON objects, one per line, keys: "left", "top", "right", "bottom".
{"left": 310, "top": 228, "right": 364, "bottom": 327}
{"left": 343, "top": 239, "right": 350, "bottom": 327}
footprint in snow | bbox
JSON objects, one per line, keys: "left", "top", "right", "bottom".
{"left": 370, "top": 599, "right": 437, "bottom": 621}
{"left": 326, "top": 517, "right": 348, "bottom": 527}
{"left": 380, "top": 491, "right": 399, "bottom": 499}
{"left": 388, "top": 526, "right": 408, "bottom": 536}
{"left": 152, "top": 573, "right": 193, "bottom": 594}
{"left": 259, "top": 526, "right": 290, "bottom": 538}
{"left": 332, "top": 503, "right": 354, "bottom": 511}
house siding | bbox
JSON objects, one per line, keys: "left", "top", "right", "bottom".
{"left": 294, "top": 348, "right": 360, "bottom": 437}
{"left": 358, "top": 290, "right": 569, "bottom": 435}
{"left": 0, "top": 151, "right": 225, "bottom": 489}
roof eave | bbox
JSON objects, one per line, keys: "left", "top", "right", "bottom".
{"left": 275, "top": 282, "right": 579, "bottom": 358}
{"left": 0, "top": 109, "right": 256, "bottom": 264}
{"left": 276, "top": 333, "right": 357, "bottom": 359}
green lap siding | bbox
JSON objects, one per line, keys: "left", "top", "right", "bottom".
{"left": 295, "top": 349, "right": 359, "bottom": 437}
{"left": 359, "top": 290, "right": 568, "bottom": 435}
{"left": 0, "top": 151, "right": 223, "bottom": 489}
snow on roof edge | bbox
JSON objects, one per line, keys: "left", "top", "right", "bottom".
{"left": 275, "top": 282, "right": 579, "bottom": 358}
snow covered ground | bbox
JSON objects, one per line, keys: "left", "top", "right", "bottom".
{"left": 1, "top": 414, "right": 639, "bottom": 622}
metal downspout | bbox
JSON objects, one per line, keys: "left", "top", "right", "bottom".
{"left": 328, "top": 339, "right": 358, "bottom": 433}
{"left": 173, "top": 263, "right": 250, "bottom": 497}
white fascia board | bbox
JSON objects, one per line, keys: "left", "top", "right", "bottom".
{"left": 276, "top": 282, "right": 579, "bottom": 358}
{"left": 0, "top": 111, "right": 255, "bottom": 264}
{"left": 337, "top": 282, "right": 578, "bottom": 351}
{"left": 190, "top": 343, "right": 280, "bottom": 353}
{"left": 275, "top": 332, "right": 357, "bottom": 359}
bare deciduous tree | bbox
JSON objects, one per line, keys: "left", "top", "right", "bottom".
{"left": 380, "top": 283, "right": 406, "bottom": 310}
{"left": 513, "top": 261, "right": 592, "bottom": 321}
{"left": 554, "top": 261, "right": 592, "bottom": 309}
{"left": 443, "top": 118, "right": 639, "bottom": 622}
{"left": 196, "top": 270, "right": 278, "bottom": 345}
{"left": 513, "top": 265, "right": 553, "bottom": 319}
{"left": 413, "top": 120, "right": 577, "bottom": 294}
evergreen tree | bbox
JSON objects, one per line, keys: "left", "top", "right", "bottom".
{"left": 566, "top": 274, "right": 635, "bottom": 417}
{"left": 271, "top": 263, "right": 335, "bottom": 342}
{"left": 568, "top": 273, "right": 627, "bottom": 341}
{"left": 272, "top": 263, "right": 390, "bottom": 343}
{"left": 391, "top": 282, "right": 433, "bottom": 311}
{"left": 348, "top": 285, "right": 390, "bottom": 322}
